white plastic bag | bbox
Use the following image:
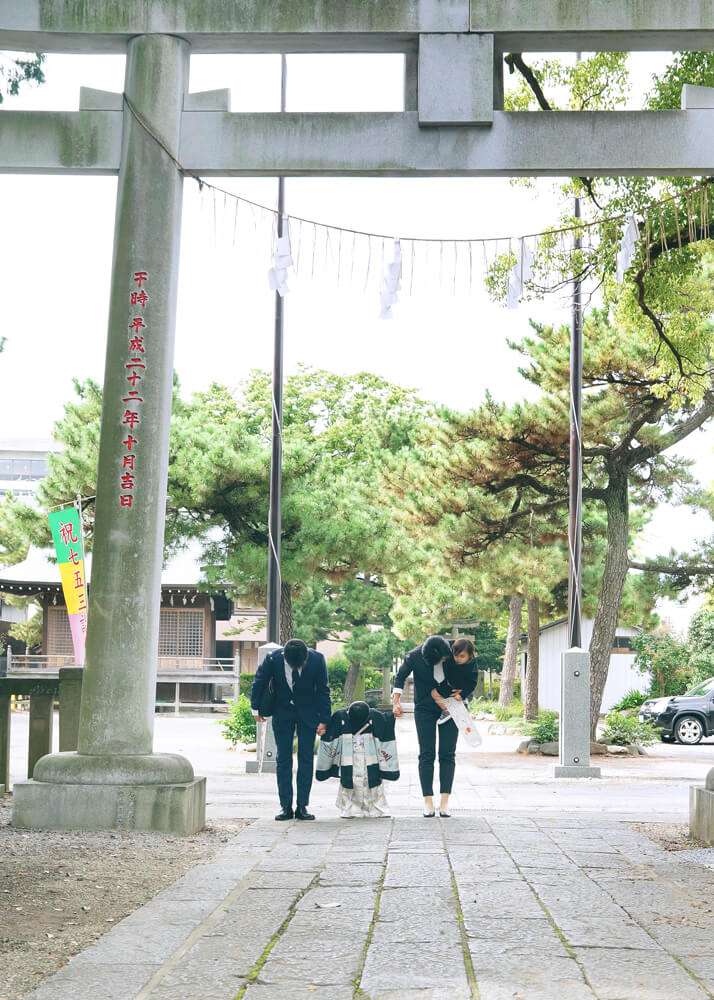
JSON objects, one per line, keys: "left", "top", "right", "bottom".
{"left": 441, "top": 697, "right": 482, "bottom": 747}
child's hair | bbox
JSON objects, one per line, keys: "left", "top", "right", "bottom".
{"left": 452, "top": 637, "right": 475, "bottom": 658}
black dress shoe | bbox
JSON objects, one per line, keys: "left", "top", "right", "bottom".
{"left": 295, "top": 805, "right": 315, "bottom": 821}
{"left": 275, "top": 807, "right": 294, "bottom": 821}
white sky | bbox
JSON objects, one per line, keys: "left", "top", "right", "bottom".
{"left": 0, "top": 50, "right": 711, "bottom": 630}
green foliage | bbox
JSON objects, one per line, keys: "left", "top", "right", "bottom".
{"left": 327, "top": 656, "right": 349, "bottom": 694}
{"left": 0, "top": 497, "right": 37, "bottom": 567}
{"left": 525, "top": 710, "right": 559, "bottom": 744}
{"left": 612, "top": 689, "right": 647, "bottom": 712}
{"left": 363, "top": 666, "right": 384, "bottom": 692}
{"left": 0, "top": 52, "right": 45, "bottom": 104}
{"left": 505, "top": 53, "right": 629, "bottom": 113}
{"left": 220, "top": 695, "right": 257, "bottom": 746}
{"left": 473, "top": 621, "right": 506, "bottom": 674}
{"left": 647, "top": 53, "right": 714, "bottom": 112}
{"left": 687, "top": 609, "right": 714, "bottom": 684}
{"left": 0, "top": 370, "right": 429, "bottom": 647}
{"left": 633, "top": 632, "right": 692, "bottom": 698}
{"left": 239, "top": 674, "right": 255, "bottom": 698}
{"left": 493, "top": 699, "right": 523, "bottom": 722}
{"left": 469, "top": 698, "right": 497, "bottom": 715}
{"left": 6, "top": 598, "right": 42, "bottom": 651}
{"left": 176, "top": 369, "right": 427, "bottom": 614}
{"left": 601, "top": 711, "right": 658, "bottom": 748}
{"left": 344, "top": 625, "right": 407, "bottom": 673}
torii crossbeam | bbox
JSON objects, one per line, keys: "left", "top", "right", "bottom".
{"left": 4, "top": 1, "right": 714, "bottom": 832}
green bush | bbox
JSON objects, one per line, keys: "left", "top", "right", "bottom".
{"left": 220, "top": 695, "right": 257, "bottom": 746}
{"left": 327, "top": 656, "right": 349, "bottom": 694}
{"left": 601, "top": 710, "right": 658, "bottom": 747}
{"left": 493, "top": 698, "right": 524, "bottom": 722}
{"left": 613, "top": 689, "right": 647, "bottom": 711}
{"left": 524, "top": 710, "right": 559, "bottom": 744}
{"left": 469, "top": 698, "right": 495, "bottom": 715}
{"left": 239, "top": 674, "right": 255, "bottom": 698}
{"left": 363, "top": 666, "right": 384, "bottom": 692}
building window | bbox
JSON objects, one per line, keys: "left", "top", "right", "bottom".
{"left": 0, "top": 457, "right": 47, "bottom": 480}
{"left": 158, "top": 608, "right": 204, "bottom": 657}
{"left": 612, "top": 635, "right": 635, "bottom": 653}
{"left": 47, "top": 607, "right": 74, "bottom": 656}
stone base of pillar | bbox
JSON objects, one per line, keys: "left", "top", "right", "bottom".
{"left": 13, "top": 776, "right": 205, "bottom": 835}
{"left": 553, "top": 764, "right": 601, "bottom": 779}
{"left": 690, "top": 772, "right": 714, "bottom": 846}
{"left": 11, "top": 751, "right": 205, "bottom": 835}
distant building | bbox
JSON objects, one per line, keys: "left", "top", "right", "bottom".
{"left": 217, "top": 608, "right": 345, "bottom": 674}
{"left": 0, "top": 439, "right": 56, "bottom": 503}
{"left": 0, "top": 570, "right": 235, "bottom": 710}
{"left": 0, "top": 593, "right": 28, "bottom": 656}
{"left": 522, "top": 618, "right": 648, "bottom": 714}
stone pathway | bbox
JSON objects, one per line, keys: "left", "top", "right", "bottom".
{"left": 24, "top": 813, "right": 714, "bottom": 1000}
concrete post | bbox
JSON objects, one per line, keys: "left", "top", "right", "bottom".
{"left": 28, "top": 693, "right": 54, "bottom": 777}
{"left": 0, "top": 693, "right": 10, "bottom": 793}
{"left": 246, "top": 642, "right": 279, "bottom": 774}
{"left": 58, "top": 667, "right": 83, "bottom": 751}
{"left": 554, "top": 647, "right": 601, "bottom": 779}
{"left": 690, "top": 768, "right": 714, "bottom": 846}
{"left": 12, "top": 35, "right": 205, "bottom": 834}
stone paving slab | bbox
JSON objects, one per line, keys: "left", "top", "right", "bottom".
{"left": 361, "top": 941, "right": 469, "bottom": 992}
{"left": 259, "top": 936, "right": 361, "bottom": 985}
{"left": 573, "top": 946, "right": 712, "bottom": 1000}
{"left": 243, "top": 988, "right": 354, "bottom": 1000}
{"left": 29, "top": 963, "right": 161, "bottom": 1000}
{"left": 320, "top": 862, "right": 384, "bottom": 885}
{"left": 146, "top": 959, "right": 246, "bottom": 1000}
{"left": 24, "top": 814, "right": 714, "bottom": 1000}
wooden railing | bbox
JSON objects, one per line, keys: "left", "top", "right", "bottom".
{"left": 6, "top": 652, "right": 238, "bottom": 674}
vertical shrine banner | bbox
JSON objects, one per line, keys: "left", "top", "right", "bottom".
{"left": 48, "top": 505, "right": 88, "bottom": 666}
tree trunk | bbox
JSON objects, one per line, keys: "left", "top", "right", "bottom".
{"left": 589, "top": 475, "right": 630, "bottom": 736}
{"left": 279, "top": 582, "right": 294, "bottom": 644}
{"left": 474, "top": 670, "right": 485, "bottom": 699}
{"left": 344, "top": 661, "right": 364, "bottom": 704}
{"left": 499, "top": 595, "right": 523, "bottom": 707}
{"left": 382, "top": 662, "right": 392, "bottom": 706}
{"left": 524, "top": 596, "right": 540, "bottom": 721}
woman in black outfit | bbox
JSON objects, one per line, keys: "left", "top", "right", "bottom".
{"left": 392, "top": 636, "right": 477, "bottom": 817}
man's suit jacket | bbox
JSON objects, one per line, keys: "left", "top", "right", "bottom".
{"left": 251, "top": 648, "right": 331, "bottom": 730}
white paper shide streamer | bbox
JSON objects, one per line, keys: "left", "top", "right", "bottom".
{"left": 380, "top": 239, "right": 402, "bottom": 319}
{"left": 268, "top": 226, "right": 293, "bottom": 297}
{"left": 506, "top": 238, "right": 534, "bottom": 309}
{"left": 616, "top": 215, "right": 639, "bottom": 283}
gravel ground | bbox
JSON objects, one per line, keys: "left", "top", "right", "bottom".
{"left": 630, "top": 821, "right": 705, "bottom": 852}
{"left": 0, "top": 794, "right": 248, "bottom": 1000}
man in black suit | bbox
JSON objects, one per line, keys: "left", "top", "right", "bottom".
{"left": 251, "top": 638, "right": 332, "bottom": 821}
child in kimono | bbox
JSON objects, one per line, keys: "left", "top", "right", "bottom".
{"left": 316, "top": 701, "right": 400, "bottom": 818}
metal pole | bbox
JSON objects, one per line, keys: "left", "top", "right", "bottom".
{"left": 266, "top": 54, "right": 287, "bottom": 646}
{"left": 568, "top": 195, "right": 583, "bottom": 649}
{"left": 568, "top": 54, "right": 583, "bottom": 652}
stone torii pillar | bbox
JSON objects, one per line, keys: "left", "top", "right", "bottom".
{"left": 13, "top": 34, "right": 205, "bottom": 835}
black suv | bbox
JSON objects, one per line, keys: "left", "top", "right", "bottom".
{"left": 639, "top": 677, "right": 714, "bottom": 745}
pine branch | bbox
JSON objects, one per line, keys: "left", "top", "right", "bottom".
{"left": 628, "top": 391, "right": 714, "bottom": 465}
{"left": 629, "top": 558, "right": 714, "bottom": 576}
{"left": 504, "top": 53, "right": 603, "bottom": 209}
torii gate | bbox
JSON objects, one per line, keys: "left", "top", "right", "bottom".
{"left": 4, "top": 1, "right": 714, "bottom": 835}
